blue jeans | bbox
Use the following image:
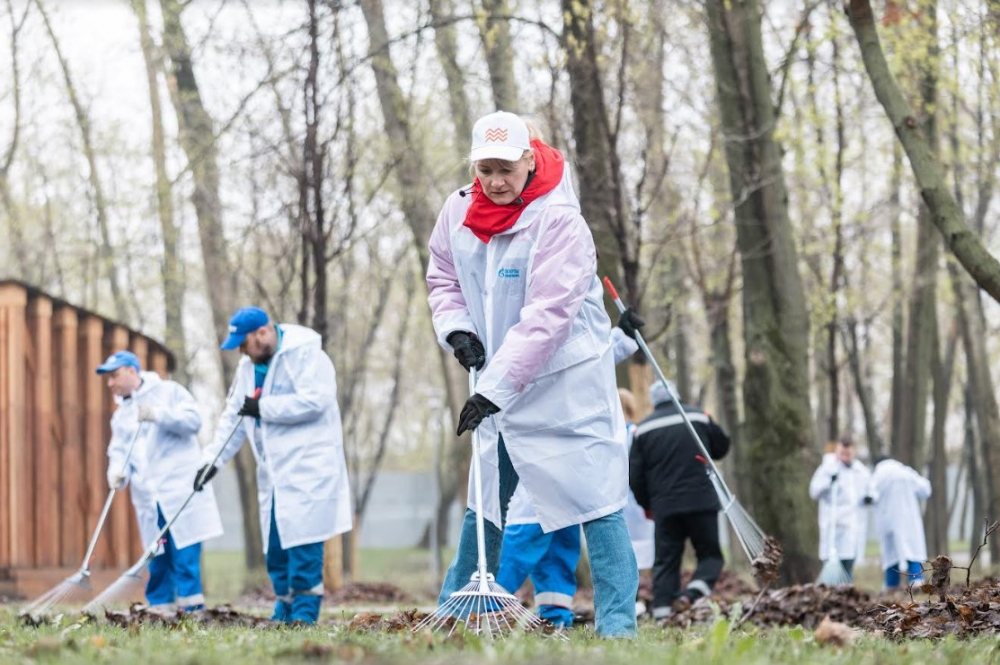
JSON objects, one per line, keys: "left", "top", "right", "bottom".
{"left": 885, "top": 561, "right": 923, "bottom": 588}
{"left": 146, "top": 506, "right": 205, "bottom": 610}
{"left": 439, "top": 436, "right": 638, "bottom": 638}
{"left": 267, "top": 496, "right": 325, "bottom": 623}
{"left": 497, "top": 523, "right": 581, "bottom": 627}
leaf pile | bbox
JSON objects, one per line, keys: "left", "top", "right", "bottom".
{"left": 861, "top": 581, "right": 1000, "bottom": 639}
{"left": 751, "top": 536, "right": 783, "bottom": 587}
{"left": 663, "top": 584, "right": 871, "bottom": 629}
{"left": 348, "top": 609, "right": 430, "bottom": 633}
{"left": 100, "top": 603, "right": 274, "bottom": 629}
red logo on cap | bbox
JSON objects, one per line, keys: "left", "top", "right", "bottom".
{"left": 484, "top": 128, "right": 508, "bottom": 142}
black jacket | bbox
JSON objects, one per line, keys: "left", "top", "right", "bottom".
{"left": 629, "top": 400, "right": 731, "bottom": 517}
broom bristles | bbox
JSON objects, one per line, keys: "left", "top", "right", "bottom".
{"left": 20, "top": 572, "right": 92, "bottom": 618}
{"left": 725, "top": 499, "right": 768, "bottom": 561}
{"left": 816, "top": 558, "right": 853, "bottom": 586}
{"left": 82, "top": 571, "right": 146, "bottom": 614}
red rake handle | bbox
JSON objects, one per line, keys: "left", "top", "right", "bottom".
{"left": 603, "top": 276, "right": 620, "bottom": 302}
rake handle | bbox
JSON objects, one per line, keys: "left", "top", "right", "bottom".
{"left": 468, "top": 369, "right": 491, "bottom": 590}
{"left": 603, "top": 276, "right": 735, "bottom": 501}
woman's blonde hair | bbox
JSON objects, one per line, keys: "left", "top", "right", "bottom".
{"left": 468, "top": 117, "right": 544, "bottom": 178}
{"left": 618, "top": 388, "right": 637, "bottom": 423}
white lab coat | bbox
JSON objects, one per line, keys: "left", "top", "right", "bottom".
{"left": 427, "top": 166, "right": 630, "bottom": 532}
{"left": 869, "top": 459, "right": 932, "bottom": 571}
{"left": 808, "top": 456, "right": 870, "bottom": 562}
{"left": 204, "top": 324, "right": 352, "bottom": 552}
{"left": 505, "top": 328, "right": 638, "bottom": 527}
{"left": 107, "top": 372, "right": 223, "bottom": 550}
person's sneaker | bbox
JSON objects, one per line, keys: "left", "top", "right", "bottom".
{"left": 635, "top": 600, "right": 647, "bottom": 618}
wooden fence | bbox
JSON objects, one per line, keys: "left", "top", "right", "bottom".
{"left": 0, "top": 280, "right": 175, "bottom": 599}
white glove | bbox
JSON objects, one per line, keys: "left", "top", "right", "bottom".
{"left": 137, "top": 404, "right": 160, "bottom": 422}
{"left": 107, "top": 470, "right": 127, "bottom": 489}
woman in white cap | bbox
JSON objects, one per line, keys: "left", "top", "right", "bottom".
{"left": 426, "top": 110, "right": 639, "bottom": 637}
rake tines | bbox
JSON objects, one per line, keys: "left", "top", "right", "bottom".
{"left": 19, "top": 572, "right": 93, "bottom": 619}
{"left": 82, "top": 564, "right": 147, "bottom": 614}
{"left": 413, "top": 573, "right": 544, "bottom": 637}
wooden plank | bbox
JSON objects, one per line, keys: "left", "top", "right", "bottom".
{"left": 0, "top": 284, "right": 30, "bottom": 568}
{"left": 149, "top": 349, "right": 168, "bottom": 379}
{"left": 54, "top": 307, "right": 83, "bottom": 568}
{"left": 108, "top": 326, "right": 132, "bottom": 568}
{"left": 28, "top": 297, "right": 57, "bottom": 567}
{"left": 79, "top": 316, "right": 108, "bottom": 568}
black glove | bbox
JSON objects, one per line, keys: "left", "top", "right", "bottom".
{"left": 238, "top": 396, "right": 261, "bottom": 419}
{"left": 617, "top": 308, "right": 646, "bottom": 340}
{"left": 863, "top": 496, "right": 873, "bottom": 506}
{"left": 193, "top": 464, "right": 218, "bottom": 491}
{"left": 457, "top": 394, "right": 500, "bottom": 436}
{"left": 447, "top": 331, "right": 486, "bottom": 372}
{"left": 830, "top": 473, "right": 839, "bottom": 483}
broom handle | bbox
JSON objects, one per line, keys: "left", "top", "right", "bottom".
{"left": 603, "top": 277, "right": 735, "bottom": 501}
{"left": 469, "top": 368, "right": 490, "bottom": 586}
{"left": 827, "top": 474, "right": 840, "bottom": 560}
{"left": 132, "top": 388, "right": 262, "bottom": 571}
{"left": 79, "top": 414, "right": 148, "bottom": 572}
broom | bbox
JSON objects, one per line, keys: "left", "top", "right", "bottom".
{"left": 83, "top": 390, "right": 260, "bottom": 613}
{"left": 816, "top": 474, "right": 852, "bottom": 586}
{"left": 20, "top": 421, "right": 147, "bottom": 619}
{"left": 603, "top": 277, "right": 769, "bottom": 562}
{"left": 414, "top": 368, "right": 545, "bottom": 637}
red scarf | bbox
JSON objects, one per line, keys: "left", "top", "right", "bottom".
{"left": 463, "top": 140, "right": 564, "bottom": 243}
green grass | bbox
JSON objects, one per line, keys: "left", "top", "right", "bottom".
{"left": 1, "top": 608, "right": 997, "bottom": 664}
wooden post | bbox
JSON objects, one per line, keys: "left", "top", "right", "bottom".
{"left": 108, "top": 326, "right": 132, "bottom": 568}
{"left": 80, "top": 316, "right": 108, "bottom": 567}
{"left": 0, "top": 284, "right": 29, "bottom": 568}
{"left": 323, "top": 535, "right": 344, "bottom": 591}
{"left": 54, "top": 307, "right": 84, "bottom": 568}
{"left": 149, "top": 349, "right": 169, "bottom": 379}
{"left": 28, "top": 297, "right": 58, "bottom": 567}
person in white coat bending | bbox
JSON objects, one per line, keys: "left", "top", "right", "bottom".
{"left": 868, "top": 456, "right": 932, "bottom": 589}
{"left": 99, "top": 350, "right": 223, "bottom": 611}
{"left": 427, "top": 110, "right": 639, "bottom": 638}
{"left": 808, "top": 438, "right": 871, "bottom": 582}
{"left": 195, "top": 306, "right": 352, "bottom": 623}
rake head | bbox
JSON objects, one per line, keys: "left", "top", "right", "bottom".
{"left": 19, "top": 570, "right": 93, "bottom": 620}
{"left": 816, "top": 557, "right": 853, "bottom": 587}
{"left": 413, "top": 572, "right": 551, "bottom": 638}
{"left": 723, "top": 496, "right": 768, "bottom": 562}
{"left": 82, "top": 567, "right": 146, "bottom": 614}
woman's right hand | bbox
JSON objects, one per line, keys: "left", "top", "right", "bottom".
{"left": 447, "top": 331, "right": 486, "bottom": 372}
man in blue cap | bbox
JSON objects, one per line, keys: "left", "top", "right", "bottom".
{"left": 194, "top": 306, "right": 352, "bottom": 624}
{"left": 98, "top": 350, "right": 223, "bottom": 612}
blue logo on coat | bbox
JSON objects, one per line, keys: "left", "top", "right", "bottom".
{"left": 497, "top": 267, "right": 520, "bottom": 279}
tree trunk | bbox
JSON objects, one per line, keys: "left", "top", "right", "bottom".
{"left": 561, "top": 0, "right": 632, "bottom": 326}
{"left": 705, "top": 0, "right": 818, "bottom": 583}
{"left": 35, "top": 0, "right": 127, "bottom": 320}
{"left": 428, "top": 0, "right": 473, "bottom": 179}
{"left": 358, "top": 0, "right": 470, "bottom": 558}
{"left": 846, "top": 0, "right": 1000, "bottom": 303}
{"left": 132, "top": 0, "right": 188, "bottom": 385}
{"left": 159, "top": 0, "right": 265, "bottom": 577}
{"left": 889, "top": 143, "right": 904, "bottom": 453}
{"left": 475, "top": 0, "right": 518, "bottom": 110}
{"left": 925, "top": 316, "right": 955, "bottom": 556}
{"left": 841, "top": 318, "right": 886, "bottom": 459}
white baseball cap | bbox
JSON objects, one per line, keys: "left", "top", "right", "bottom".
{"left": 470, "top": 111, "right": 531, "bottom": 163}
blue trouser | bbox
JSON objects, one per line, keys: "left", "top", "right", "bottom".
{"left": 146, "top": 506, "right": 205, "bottom": 610}
{"left": 439, "top": 436, "right": 638, "bottom": 638}
{"left": 497, "top": 523, "right": 581, "bottom": 627}
{"left": 267, "top": 497, "right": 325, "bottom": 623}
{"left": 885, "top": 561, "right": 923, "bottom": 588}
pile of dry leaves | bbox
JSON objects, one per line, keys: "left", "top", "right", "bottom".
{"left": 98, "top": 604, "right": 275, "bottom": 629}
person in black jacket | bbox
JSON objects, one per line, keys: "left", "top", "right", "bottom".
{"left": 630, "top": 380, "right": 731, "bottom": 620}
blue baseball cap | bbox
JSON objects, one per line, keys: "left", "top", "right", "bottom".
{"left": 95, "top": 350, "right": 142, "bottom": 375}
{"left": 221, "top": 306, "right": 270, "bottom": 350}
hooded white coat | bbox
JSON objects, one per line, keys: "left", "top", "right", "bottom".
{"left": 427, "top": 167, "right": 630, "bottom": 533}
{"left": 869, "top": 459, "right": 931, "bottom": 571}
{"left": 808, "top": 455, "right": 871, "bottom": 562}
{"left": 204, "top": 324, "right": 352, "bottom": 552}
{"left": 107, "top": 372, "right": 223, "bottom": 550}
